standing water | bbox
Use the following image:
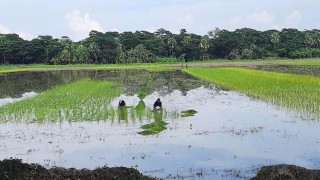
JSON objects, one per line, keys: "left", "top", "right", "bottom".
{"left": 0, "top": 70, "right": 319, "bottom": 179}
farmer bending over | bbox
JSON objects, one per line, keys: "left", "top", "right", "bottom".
{"left": 118, "top": 100, "right": 126, "bottom": 107}
{"left": 153, "top": 98, "right": 162, "bottom": 110}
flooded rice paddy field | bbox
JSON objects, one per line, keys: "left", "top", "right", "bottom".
{"left": 0, "top": 69, "right": 320, "bottom": 179}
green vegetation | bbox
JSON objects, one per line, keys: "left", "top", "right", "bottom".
{"left": 138, "top": 120, "right": 168, "bottom": 135}
{"left": 269, "top": 59, "right": 320, "bottom": 66}
{"left": 1, "top": 28, "right": 320, "bottom": 66}
{"left": 181, "top": 109, "right": 198, "bottom": 117}
{"left": 1, "top": 59, "right": 320, "bottom": 74}
{"left": 138, "top": 110, "right": 168, "bottom": 135}
{"left": 184, "top": 67, "right": 320, "bottom": 117}
{"left": 0, "top": 63, "right": 172, "bottom": 74}
{"left": 137, "top": 88, "right": 147, "bottom": 99}
{"left": 0, "top": 79, "right": 122, "bottom": 122}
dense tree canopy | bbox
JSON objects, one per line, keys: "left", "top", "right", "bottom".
{"left": 1, "top": 28, "right": 320, "bottom": 65}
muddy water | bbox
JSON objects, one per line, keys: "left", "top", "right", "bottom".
{"left": 1, "top": 70, "right": 320, "bottom": 179}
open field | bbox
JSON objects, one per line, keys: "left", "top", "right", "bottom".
{"left": 1, "top": 63, "right": 320, "bottom": 179}
{"left": 183, "top": 67, "right": 320, "bottom": 118}
{"left": 0, "top": 63, "right": 172, "bottom": 74}
{"left": 1, "top": 58, "right": 320, "bottom": 74}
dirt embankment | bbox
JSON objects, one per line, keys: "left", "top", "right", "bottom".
{"left": 252, "top": 164, "right": 320, "bottom": 180}
{"left": 1, "top": 159, "right": 320, "bottom": 180}
{"left": 163, "top": 61, "right": 267, "bottom": 69}
{"left": 0, "top": 159, "right": 156, "bottom": 180}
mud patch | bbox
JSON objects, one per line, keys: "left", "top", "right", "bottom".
{"left": 252, "top": 164, "right": 320, "bottom": 180}
{"left": 0, "top": 158, "right": 156, "bottom": 180}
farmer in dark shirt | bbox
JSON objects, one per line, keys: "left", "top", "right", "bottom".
{"left": 118, "top": 100, "right": 126, "bottom": 107}
{"left": 153, "top": 98, "right": 162, "bottom": 110}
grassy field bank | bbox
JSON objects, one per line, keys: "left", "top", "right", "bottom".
{"left": 1, "top": 58, "right": 320, "bottom": 74}
{"left": 184, "top": 67, "right": 320, "bottom": 118}
{"left": 0, "top": 63, "right": 171, "bottom": 74}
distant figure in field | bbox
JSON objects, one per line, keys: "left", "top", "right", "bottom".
{"left": 118, "top": 100, "right": 126, "bottom": 107}
{"left": 153, "top": 98, "right": 162, "bottom": 110}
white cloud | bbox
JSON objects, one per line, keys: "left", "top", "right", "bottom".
{"left": 18, "top": 32, "right": 35, "bottom": 40}
{"left": 65, "top": 9, "right": 104, "bottom": 40}
{"left": 228, "top": 16, "right": 242, "bottom": 26}
{"left": 0, "top": 24, "right": 10, "bottom": 34}
{"left": 285, "top": 10, "right": 302, "bottom": 27}
{"left": 178, "top": 14, "right": 193, "bottom": 25}
{"left": 0, "top": 24, "right": 34, "bottom": 40}
{"left": 246, "top": 11, "right": 275, "bottom": 26}
{"left": 225, "top": 11, "right": 277, "bottom": 30}
{"left": 111, "top": 28, "right": 121, "bottom": 33}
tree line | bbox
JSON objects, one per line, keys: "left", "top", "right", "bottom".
{"left": 0, "top": 28, "right": 320, "bottom": 65}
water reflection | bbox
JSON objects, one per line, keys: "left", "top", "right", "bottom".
{"left": 0, "top": 70, "right": 209, "bottom": 99}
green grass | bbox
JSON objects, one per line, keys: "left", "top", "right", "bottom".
{"left": 0, "top": 63, "right": 172, "bottom": 74}
{"left": 0, "top": 79, "right": 122, "bottom": 122}
{"left": 184, "top": 67, "right": 320, "bottom": 118}
{"left": 267, "top": 58, "right": 320, "bottom": 66}
{"left": 1, "top": 58, "right": 320, "bottom": 74}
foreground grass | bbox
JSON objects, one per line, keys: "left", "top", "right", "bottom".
{"left": 184, "top": 67, "right": 320, "bottom": 118}
{"left": 0, "top": 79, "right": 122, "bottom": 122}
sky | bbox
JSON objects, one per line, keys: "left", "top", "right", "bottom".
{"left": 0, "top": 0, "right": 319, "bottom": 41}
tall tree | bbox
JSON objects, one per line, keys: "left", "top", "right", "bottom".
{"left": 88, "top": 42, "right": 100, "bottom": 63}
{"left": 199, "top": 35, "right": 210, "bottom": 60}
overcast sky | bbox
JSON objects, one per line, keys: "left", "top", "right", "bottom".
{"left": 0, "top": 0, "right": 318, "bottom": 41}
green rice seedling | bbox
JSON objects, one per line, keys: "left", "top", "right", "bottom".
{"left": 110, "top": 108, "right": 116, "bottom": 123}
{"left": 138, "top": 109, "right": 168, "bottom": 135}
{"left": 117, "top": 107, "right": 128, "bottom": 122}
{"left": 128, "top": 107, "right": 135, "bottom": 122}
{"left": 146, "top": 109, "right": 154, "bottom": 120}
{"left": 135, "top": 100, "right": 146, "bottom": 120}
{"left": 181, "top": 109, "right": 198, "bottom": 117}
{"left": 138, "top": 120, "right": 168, "bottom": 135}
{"left": 137, "top": 89, "right": 148, "bottom": 100}
{"left": 0, "top": 79, "right": 122, "bottom": 123}
{"left": 184, "top": 67, "right": 320, "bottom": 118}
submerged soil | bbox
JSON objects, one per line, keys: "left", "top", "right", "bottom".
{"left": 0, "top": 159, "right": 156, "bottom": 180}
